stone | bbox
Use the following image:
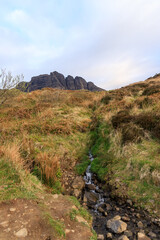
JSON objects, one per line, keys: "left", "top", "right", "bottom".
{"left": 113, "top": 215, "right": 121, "bottom": 220}
{"left": 86, "top": 184, "right": 96, "bottom": 190}
{"left": 76, "top": 216, "right": 88, "bottom": 225}
{"left": 148, "top": 231, "right": 156, "bottom": 238}
{"left": 122, "top": 216, "right": 130, "bottom": 222}
{"left": 106, "top": 232, "right": 112, "bottom": 239}
{"left": 137, "top": 232, "right": 151, "bottom": 240}
{"left": 73, "top": 189, "right": 81, "bottom": 198}
{"left": 104, "top": 211, "right": 108, "bottom": 216}
{"left": 52, "top": 194, "right": 59, "bottom": 199}
{"left": 10, "top": 208, "right": 16, "bottom": 212}
{"left": 118, "top": 235, "right": 129, "bottom": 240}
{"left": 97, "top": 234, "right": 104, "bottom": 240}
{"left": 0, "top": 221, "right": 9, "bottom": 227}
{"left": 106, "top": 204, "right": 112, "bottom": 211}
{"left": 124, "top": 230, "right": 133, "bottom": 237}
{"left": 85, "top": 191, "right": 99, "bottom": 205}
{"left": 98, "top": 207, "right": 104, "bottom": 213}
{"left": 126, "top": 199, "right": 132, "bottom": 206}
{"left": 107, "top": 217, "right": 127, "bottom": 233}
{"left": 72, "top": 176, "right": 85, "bottom": 190}
{"left": 65, "top": 229, "right": 70, "bottom": 234}
{"left": 137, "top": 221, "right": 143, "bottom": 228}
{"left": 136, "top": 213, "right": 141, "bottom": 218}
{"left": 15, "top": 228, "right": 28, "bottom": 238}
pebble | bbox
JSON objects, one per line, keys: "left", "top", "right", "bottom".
{"left": 122, "top": 216, "right": 130, "bottom": 222}
{"left": 137, "top": 232, "right": 151, "bottom": 240}
{"left": 127, "top": 200, "right": 132, "bottom": 206}
{"left": 15, "top": 228, "right": 28, "bottom": 238}
{"left": 118, "top": 235, "right": 129, "bottom": 240}
{"left": 98, "top": 207, "right": 104, "bottom": 213}
{"left": 137, "top": 221, "right": 144, "bottom": 228}
{"left": 106, "top": 232, "right": 112, "bottom": 239}
{"left": 97, "top": 234, "right": 104, "bottom": 240}
{"left": 10, "top": 208, "right": 16, "bottom": 212}
{"left": 148, "top": 231, "right": 157, "bottom": 238}
{"left": 106, "top": 204, "right": 112, "bottom": 211}
{"left": 0, "top": 221, "right": 9, "bottom": 227}
{"left": 124, "top": 230, "right": 133, "bottom": 237}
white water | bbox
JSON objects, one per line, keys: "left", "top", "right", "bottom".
{"left": 84, "top": 152, "right": 105, "bottom": 213}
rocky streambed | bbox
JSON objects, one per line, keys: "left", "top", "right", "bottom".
{"left": 82, "top": 153, "right": 160, "bottom": 240}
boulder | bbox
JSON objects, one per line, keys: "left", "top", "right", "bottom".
{"left": 72, "top": 176, "right": 85, "bottom": 190}
{"left": 85, "top": 191, "right": 99, "bottom": 205}
{"left": 137, "top": 232, "right": 151, "bottom": 240}
{"left": 107, "top": 216, "right": 127, "bottom": 233}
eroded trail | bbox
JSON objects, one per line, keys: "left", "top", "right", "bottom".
{"left": 83, "top": 153, "right": 160, "bottom": 240}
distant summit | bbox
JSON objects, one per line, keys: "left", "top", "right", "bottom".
{"left": 17, "top": 71, "right": 104, "bottom": 92}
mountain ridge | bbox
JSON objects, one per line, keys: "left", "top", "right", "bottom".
{"left": 17, "top": 71, "right": 104, "bottom": 92}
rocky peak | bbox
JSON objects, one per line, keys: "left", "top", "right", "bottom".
{"left": 17, "top": 71, "right": 104, "bottom": 92}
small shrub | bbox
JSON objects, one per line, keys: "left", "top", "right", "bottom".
{"left": 143, "top": 85, "right": 160, "bottom": 96}
{"left": 111, "top": 110, "right": 133, "bottom": 129}
{"left": 121, "top": 123, "right": 145, "bottom": 144}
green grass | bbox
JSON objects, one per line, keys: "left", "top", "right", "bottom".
{"left": 44, "top": 212, "right": 65, "bottom": 238}
{"left": 76, "top": 155, "right": 90, "bottom": 175}
{"left": 90, "top": 229, "right": 97, "bottom": 240}
{"left": 0, "top": 158, "right": 44, "bottom": 201}
{"left": 68, "top": 196, "right": 92, "bottom": 222}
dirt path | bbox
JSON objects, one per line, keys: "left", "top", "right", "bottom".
{"left": 0, "top": 194, "right": 92, "bottom": 240}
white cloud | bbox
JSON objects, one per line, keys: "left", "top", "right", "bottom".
{"left": 1, "top": 0, "right": 160, "bottom": 88}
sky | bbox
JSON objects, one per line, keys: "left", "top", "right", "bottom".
{"left": 0, "top": 0, "right": 160, "bottom": 90}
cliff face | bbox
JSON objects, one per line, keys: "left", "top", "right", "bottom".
{"left": 17, "top": 71, "right": 103, "bottom": 92}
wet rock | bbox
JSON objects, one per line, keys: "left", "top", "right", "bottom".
{"left": 126, "top": 199, "right": 132, "bottom": 206}
{"left": 98, "top": 207, "right": 104, "bottom": 213}
{"left": 124, "top": 230, "right": 133, "bottom": 237}
{"left": 148, "top": 231, "right": 157, "bottom": 238}
{"left": 136, "top": 213, "right": 141, "bottom": 219}
{"left": 137, "top": 232, "right": 151, "bottom": 240}
{"left": 85, "top": 191, "right": 99, "bottom": 205}
{"left": 113, "top": 215, "right": 121, "bottom": 220}
{"left": 15, "top": 228, "right": 28, "bottom": 238}
{"left": 106, "top": 232, "right": 112, "bottom": 239}
{"left": 137, "top": 221, "right": 144, "bottom": 228}
{"left": 106, "top": 203, "right": 112, "bottom": 211}
{"left": 86, "top": 184, "right": 96, "bottom": 190}
{"left": 104, "top": 211, "right": 108, "bottom": 216}
{"left": 97, "top": 234, "right": 104, "bottom": 240}
{"left": 122, "top": 216, "right": 130, "bottom": 222}
{"left": 107, "top": 216, "right": 127, "bottom": 233}
{"left": 118, "top": 235, "right": 129, "bottom": 240}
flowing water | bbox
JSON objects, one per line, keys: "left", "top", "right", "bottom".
{"left": 83, "top": 153, "right": 160, "bottom": 240}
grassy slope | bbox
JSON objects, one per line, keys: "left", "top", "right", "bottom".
{"left": 0, "top": 88, "right": 102, "bottom": 198}
{"left": 89, "top": 80, "right": 160, "bottom": 216}
{"left": 1, "top": 79, "right": 160, "bottom": 219}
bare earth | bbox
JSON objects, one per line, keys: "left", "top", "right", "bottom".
{"left": 0, "top": 194, "right": 92, "bottom": 240}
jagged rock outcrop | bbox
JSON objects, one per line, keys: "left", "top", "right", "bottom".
{"left": 17, "top": 71, "right": 103, "bottom": 92}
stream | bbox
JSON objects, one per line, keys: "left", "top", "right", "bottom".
{"left": 83, "top": 153, "right": 160, "bottom": 240}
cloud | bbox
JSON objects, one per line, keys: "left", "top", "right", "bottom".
{"left": 1, "top": 0, "right": 160, "bottom": 89}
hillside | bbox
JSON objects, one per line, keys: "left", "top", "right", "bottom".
{"left": 17, "top": 71, "right": 103, "bottom": 92}
{"left": 0, "top": 75, "right": 160, "bottom": 239}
